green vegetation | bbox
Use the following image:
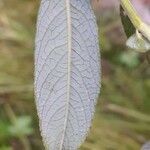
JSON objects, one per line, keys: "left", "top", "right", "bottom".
{"left": 0, "top": 0, "right": 149, "bottom": 149}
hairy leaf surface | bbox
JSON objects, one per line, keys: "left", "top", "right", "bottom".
{"left": 35, "top": 0, "right": 100, "bottom": 149}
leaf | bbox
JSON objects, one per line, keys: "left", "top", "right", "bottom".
{"left": 126, "top": 33, "right": 150, "bottom": 53}
{"left": 8, "top": 116, "right": 33, "bottom": 137}
{"left": 0, "top": 121, "right": 11, "bottom": 141}
{"left": 120, "top": 6, "right": 135, "bottom": 38}
{"left": 35, "top": 0, "right": 101, "bottom": 149}
{"left": 119, "top": 51, "right": 139, "bottom": 68}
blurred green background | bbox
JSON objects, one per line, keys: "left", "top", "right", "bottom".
{"left": 0, "top": 0, "right": 149, "bottom": 150}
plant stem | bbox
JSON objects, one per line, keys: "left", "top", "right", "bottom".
{"left": 0, "top": 84, "right": 33, "bottom": 94}
{"left": 119, "top": 0, "right": 150, "bottom": 41}
{"left": 104, "top": 104, "right": 150, "bottom": 123}
{"left": 4, "top": 103, "right": 16, "bottom": 124}
{"left": 20, "top": 136, "right": 31, "bottom": 150}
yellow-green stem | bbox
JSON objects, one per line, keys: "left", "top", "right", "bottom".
{"left": 120, "top": 0, "right": 150, "bottom": 41}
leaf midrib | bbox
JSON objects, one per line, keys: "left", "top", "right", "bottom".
{"left": 59, "top": 0, "right": 72, "bottom": 149}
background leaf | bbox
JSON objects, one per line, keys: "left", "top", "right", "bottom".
{"left": 8, "top": 116, "right": 33, "bottom": 137}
